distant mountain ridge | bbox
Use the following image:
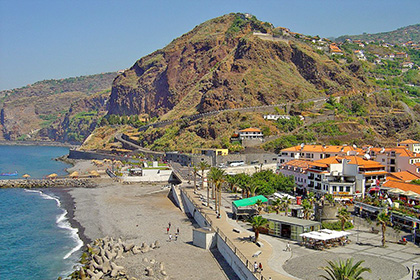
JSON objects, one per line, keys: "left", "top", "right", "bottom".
{"left": 0, "top": 72, "right": 117, "bottom": 142}
{"left": 335, "top": 24, "right": 420, "bottom": 44}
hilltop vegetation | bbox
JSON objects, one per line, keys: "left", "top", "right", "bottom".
{"left": 2, "top": 13, "right": 420, "bottom": 151}
{"left": 336, "top": 24, "right": 420, "bottom": 45}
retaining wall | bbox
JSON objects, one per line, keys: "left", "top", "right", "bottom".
{"left": 180, "top": 189, "right": 257, "bottom": 280}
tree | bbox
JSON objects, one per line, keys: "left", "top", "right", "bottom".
{"left": 281, "top": 196, "right": 292, "bottom": 216}
{"left": 226, "top": 174, "right": 240, "bottom": 192}
{"left": 376, "top": 211, "right": 390, "bottom": 247}
{"left": 337, "top": 208, "right": 350, "bottom": 231}
{"left": 271, "top": 198, "right": 281, "bottom": 214}
{"left": 319, "top": 258, "right": 371, "bottom": 280}
{"left": 248, "top": 181, "right": 259, "bottom": 197}
{"left": 302, "top": 199, "right": 313, "bottom": 220}
{"left": 199, "top": 161, "right": 210, "bottom": 206}
{"left": 208, "top": 167, "right": 226, "bottom": 214}
{"left": 255, "top": 199, "right": 264, "bottom": 215}
{"left": 249, "top": 216, "right": 268, "bottom": 243}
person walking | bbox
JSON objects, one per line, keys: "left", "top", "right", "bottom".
{"left": 168, "top": 222, "right": 171, "bottom": 229}
{"left": 168, "top": 233, "right": 172, "bottom": 242}
{"left": 259, "top": 262, "right": 263, "bottom": 273}
{"left": 286, "top": 242, "right": 291, "bottom": 252}
{"left": 254, "top": 261, "right": 258, "bottom": 273}
{"left": 175, "top": 232, "right": 178, "bottom": 241}
{"left": 166, "top": 227, "right": 169, "bottom": 234}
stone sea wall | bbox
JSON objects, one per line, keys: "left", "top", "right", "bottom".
{"left": 0, "top": 178, "right": 96, "bottom": 189}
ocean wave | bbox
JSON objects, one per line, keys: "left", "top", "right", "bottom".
{"left": 24, "top": 189, "right": 83, "bottom": 259}
{"left": 24, "top": 189, "right": 61, "bottom": 207}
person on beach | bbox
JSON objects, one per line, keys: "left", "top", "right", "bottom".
{"left": 168, "top": 233, "right": 172, "bottom": 242}
{"left": 254, "top": 262, "right": 258, "bottom": 273}
{"left": 177, "top": 227, "right": 179, "bottom": 235}
{"left": 167, "top": 227, "right": 169, "bottom": 234}
{"left": 259, "top": 262, "right": 263, "bottom": 272}
{"left": 175, "top": 232, "right": 178, "bottom": 241}
{"left": 168, "top": 222, "right": 171, "bottom": 229}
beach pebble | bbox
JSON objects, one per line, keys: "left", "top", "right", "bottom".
{"left": 145, "top": 267, "right": 154, "bottom": 276}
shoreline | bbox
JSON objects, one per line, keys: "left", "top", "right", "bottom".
{"left": 46, "top": 187, "right": 92, "bottom": 247}
{"left": 0, "top": 140, "right": 79, "bottom": 148}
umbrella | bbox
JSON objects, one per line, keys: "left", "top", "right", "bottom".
{"left": 388, "top": 188, "right": 405, "bottom": 194}
{"left": 69, "top": 171, "right": 79, "bottom": 178}
{"left": 47, "top": 173, "right": 58, "bottom": 179}
{"left": 89, "top": 170, "right": 100, "bottom": 177}
{"left": 404, "top": 190, "right": 419, "bottom": 197}
{"left": 22, "top": 174, "right": 31, "bottom": 179}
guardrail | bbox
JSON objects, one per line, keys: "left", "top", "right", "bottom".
{"left": 182, "top": 189, "right": 268, "bottom": 280}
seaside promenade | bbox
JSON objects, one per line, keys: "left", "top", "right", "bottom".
{"left": 182, "top": 186, "right": 294, "bottom": 280}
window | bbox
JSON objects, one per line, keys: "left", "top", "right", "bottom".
{"left": 339, "top": 186, "right": 344, "bottom": 192}
{"left": 346, "top": 187, "right": 351, "bottom": 192}
{"left": 332, "top": 186, "right": 337, "bottom": 192}
{"left": 291, "top": 153, "right": 294, "bottom": 157}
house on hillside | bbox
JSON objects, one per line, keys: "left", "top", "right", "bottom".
{"left": 329, "top": 43, "right": 343, "bottom": 55}
{"left": 238, "top": 128, "right": 263, "bottom": 140}
{"left": 398, "top": 139, "right": 420, "bottom": 153}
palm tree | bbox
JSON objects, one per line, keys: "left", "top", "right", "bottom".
{"left": 192, "top": 165, "right": 198, "bottom": 192}
{"left": 249, "top": 215, "right": 268, "bottom": 243}
{"left": 271, "top": 198, "right": 281, "bottom": 214}
{"left": 248, "top": 181, "right": 259, "bottom": 197}
{"left": 281, "top": 196, "right": 292, "bottom": 216}
{"left": 255, "top": 199, "right": 264, "bottom": 215}
{"left": 302, "top": 199, "right": 313, "bottom": 220}
{"left": 376, "top": 211, "right": 390, "bottom": 247}
{"left": 319, "top": 258, "right": 371, "bottom": 280}
{"left": 226, "top": 174, "right": 240, "bottom": 192}
{"left": 337, "top": 207, "right": 350, "bottom": 231}
{"left": 199, "top": 161, "right": 210, "bottom": 206}
{"left": 208, "top": 167, "right": 226, "bottom": 214}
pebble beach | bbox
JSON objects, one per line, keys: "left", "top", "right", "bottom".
{"left": 63, "top": 160, "right": 228, "bottom": 279}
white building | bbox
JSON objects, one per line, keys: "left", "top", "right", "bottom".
{"left": 277, "top": 160, "right": 310, "bottom": 189}
{"left": 278, "top": 144, "right": 362, "bottom": 164}
{"left": 306, "top": 156, "right": 386, "bottom": 199}
{"left": 238, "top": 128, "right": 263, "bottom": 140}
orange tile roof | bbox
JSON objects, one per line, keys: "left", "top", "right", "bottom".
{"left": 387, "top": 171, "right": 420, "bottom": 182}
{"left": 370, "top": 147, "right": 418, "bottom": 158}
{"left": 281, "top": 159, "right": 311, "bottom": 169}
{"left": 400, "top": 139, "right": 420, "bottom": 144}
{"left": 282, "top": 145, "right": 363, "bottom": 154}
{"left": 383, "top": 179, "right": 420, "bottom": 195}
{"left": 308, "top": 156, "right": 385, "bottom": 169}
{"left": 239, "top": 128, "right": 261, "bottom": 133}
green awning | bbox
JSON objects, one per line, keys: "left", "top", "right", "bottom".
{"left": 232, "top": 195, "right": 268, "bottom": 208}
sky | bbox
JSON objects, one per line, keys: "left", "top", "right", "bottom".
{"left": 1, "top": 0, "right": 419, "bottom": 91}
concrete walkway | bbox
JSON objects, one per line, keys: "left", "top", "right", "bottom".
{"left": 184, "top": 186, "right": 294, "bottom": 280}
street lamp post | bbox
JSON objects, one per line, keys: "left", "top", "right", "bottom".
{"left": 412, "top": 263, "right": 418, "bottom": 280}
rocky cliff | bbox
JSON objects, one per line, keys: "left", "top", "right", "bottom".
{"left": 0, "top": 73, "right": 117, "bottom": 141}
{"left": 108, "top": 13, "right": 370, "bottom": 120}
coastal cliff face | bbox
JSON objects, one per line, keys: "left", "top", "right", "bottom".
{"left": 107, "top": 13, "right": 369, "bottom": 119}
{"left": 0, "top": 73, "right": 117, "bottom": 141}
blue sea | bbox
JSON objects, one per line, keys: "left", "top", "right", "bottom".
{"left": 0, "top": 145, "right": 82, "bottom": 280}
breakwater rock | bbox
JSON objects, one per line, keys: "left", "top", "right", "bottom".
{"left": 70, "top": 236, "right": 167, "bottom": 280}
{"left": 0, "top": 178, "right": 96, "bottom": 189}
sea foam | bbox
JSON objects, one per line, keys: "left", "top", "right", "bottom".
{"left": 24, "top": 189, "right": 83, "bottom": 259}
